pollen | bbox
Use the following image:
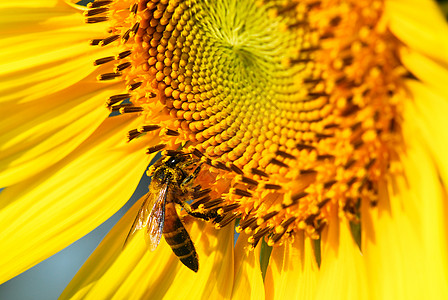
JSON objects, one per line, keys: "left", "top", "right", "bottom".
{"left": 87, "top": 0, "right": 404, "bottom": 248}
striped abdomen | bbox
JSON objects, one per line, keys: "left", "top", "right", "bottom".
{"left": 163, "top": 202, "right": 199, "bottom": 272}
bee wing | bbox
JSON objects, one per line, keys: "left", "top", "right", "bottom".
{"left": 123, "top": 192, "right": 152, "bottom": 247}
{"left": 145, "top": 183, "right": 168, "bottom": 251}
{"left": 123, "top": 183, "right": 168, "bottom": 250}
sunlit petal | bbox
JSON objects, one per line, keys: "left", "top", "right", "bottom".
{"left": 0, "top": 0, "right": 121, "bottom": 186}
{"left": 402, "top": 80, "right": 448, "bottom": 185}
{"left": 385, "top": 0, "right": 448, "bottom": 63}
{"left": 231, "top": 232, "right": 264, "bottom": 300}
{"left": 0, "top": 115, "right": 156, "bottom": 283}
{"left": 316, "top": 212, "right": 368, "bottom": 300}
{"left": 265, "top": 232, "right": 318, "bottom": 299}
{"left": 0, "top": 2, "right": 109, "bottom": 100}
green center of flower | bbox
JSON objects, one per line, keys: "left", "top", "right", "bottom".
{"left": 87, "top": 0, "right": 404, "bottom": 249}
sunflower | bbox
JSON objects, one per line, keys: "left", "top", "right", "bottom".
{"left": 1, "top": 0, "right": 448, "bottom": 298}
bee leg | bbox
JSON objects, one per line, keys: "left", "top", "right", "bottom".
{"left": 179, "top": 201, "right": 219, "bottom": 221}
{"left": 180, "top": 164, "right": 202, "bottom": 192}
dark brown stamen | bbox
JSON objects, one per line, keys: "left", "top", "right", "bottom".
{"left": 341, "top": 104, "right": 361, "bottom": 116}
{"left": 117, "top": 50, "right": 132, "bottom": 59}
{"left": 237, "top": 216, "right": 257, "bottom": 231}
{"left": 216, "top": 213, "right": 239, "bottom": 228}
{"left": 164, "top": 150, "right": 183, "bottom": 156}
{"left": 251, "top": 226, "right": 272, "bottom": 242}
{"left": 317, "top": 198, "right": 331, "bottom": 209}
{"left": 270, "top": 231, "right": 287, "bottom": 244}
{"left": 89, "top": 39, "right": 103, "bottom": 46}
{"left": 98, "top": 72, "right": 122, "bottom": 81}
{"left": 146, "top": 144, "right": 166, "bottom": 154}
{"left": 84, "top": 7, "right": 109, "bottom": 17}
{"left": 122, "top": 29, "right": 131, "bottom": 42}
{"left": 263, "top": 183, "right": 282, "bottom": 190}
{"left": 230, "top": 163, "right": 244, "bottom": 175}
{"left": 307, "top": 92, "right": 329, "bottom": 100}
{"left": 269, "top": 158, "right": 289, "bottom": 168}
{"left": 120, "top": 106, "right": 144, "bottom": 114}
{"left": 165, "top": 129, "right": 180, "bottom": 136}
{"left": 259, "top": 211, "right": 279, "bottom": 223}
{"left": 305, "top": 213, "right": 319, "bottom": 225}
{"left": 283, "top": 192, "right": 308, "bottom": 208}
{"left": 106, "top": 93, "right": 131, "bottom": 106}
{"left": 138, "top": 125, "right": 160, "bottom": 133}
{"left": 127, "top": 129, "right": 140, "bottom": 141}
{"left": 101, "top": 34, "right": 120, "bottom": 46}
{"left": 296, "top": 143, "right": 315, "bottom": 150}
{"left": 251, "top": 168, "right": 269, "bottom": 178}
{"left": 276, "top": 150, "right": 295, "bottom": 160}
{"left": 239, "top": 176, "right": 259, "bottom": 186}
{"left": 203, "top": 198, "right": 224, "bottom": 209}
{"left": 347, "top": 176, "right": 358, "bottom": 187}
{"left": 233, "top": 188, "right": 252, "bottom": 198}
{"left": 212, "top": 161, "right": 230, "bottom": 171}
{"left": 315, "top": 133, "right": 334, "bottom": 139}
{"left": 190, "top": 195, "right": 213, "bottom": 210}
{"left": 344, "top": 159, "right": 356, "bottom": 169}
{"left": 316, "top": 154, "right": 335, "bottom": 161}
{"left": 324, "top": 123, "right": 339, "bottom": 129}
{"left": 131, "top": 22, "right": 140, "bottom": 34}
{"left": 115, "top": 62, "right": 132, "bottom": 71}
{"left": 127, "top": 82, "right": 142, "bottom": 91}
{"left": 219, "top": 203, "right": 240, "bottom": 214}
{"left": 86, "top": 16, "right": 109, "bottom": 23}
{"left": 192, "top": 188, "right": 212, "bottom": 199}
{"left": 269, "top": 218, "right": 295, "bottom": 243}
{"left": 130, "top": 3, "right": 138, "bottom": 14}
{"left": 94, "top": 56, "right": 115, "bottom": 66}
{"left": 365, "top": 158, "right": 377, "bottom": 170}
{"left": 110, "top": 103, "right": 132, "bottom": 112}
{"left": 299, "top": 169, "right": 317, "bottom": 175}
{"left": 323, "top": 180, "right": 337, "bottom": 189}
{"left": 280, "top": 217, "right": 297, "bottom": 230}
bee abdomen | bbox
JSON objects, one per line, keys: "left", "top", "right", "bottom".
{"left": 164, "top": 203, "right": 199, "bottom": 272}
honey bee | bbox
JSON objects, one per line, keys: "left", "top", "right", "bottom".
{"left": 124, "top": 153, "right": 214, "bottom": 272}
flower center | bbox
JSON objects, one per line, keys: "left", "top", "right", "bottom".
{"left": 87, "top": 0, "right": 404, "bottom": 248}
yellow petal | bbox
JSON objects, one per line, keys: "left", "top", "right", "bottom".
{"left": 385, "top": 0, "right": 448, "bottom": 64}
{"left": 0, "top": 1, "right": 124, "bottom": 186}
{"left": 0, "top": 1, "right": 95, "bottom": 35}
{"left": 402, "top": 79, "right": 448, "bottom": 185}
{"left": 0, "top": 115, "right": 157, "bottom": 284}
{"left": 0, "top": 0, "right": 61, "bottom": 8}
{"left": 400, "top": 141, "right": 448, "bottom": 299}
{"left": 362, "top": 84, "right": 448, "bottom": 298}
{"left": 265, "top": 232, "right": 318, "bottom": 300}
{"left": 400, "top": 48, "right": 448, "bottom": 100}
{"left": 316, "top": 211, "right": 368, "bottom": 300}
{"left": 62, "top": 200, "right": 235, "bottom": 299}
{"left": 231, "top": 232, "right": 264, "bottom": 300}
{"left": 362, "top": 151, "right": 448, "bottom": 299}
{"left": 0, "top": 83, "right": 121, "bottom": 186}
{"left": 361, "top": 80, "right": 448, "bottom": 299}
{"left": 0, "top": 4, "right": 111, "bottom": 105}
